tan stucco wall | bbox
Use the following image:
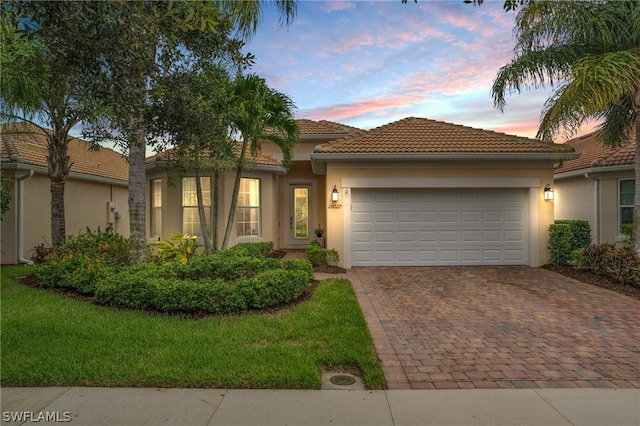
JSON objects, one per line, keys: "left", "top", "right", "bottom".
{"left": 554, "top": 177, "right": 595, "bottom": 225}
{"left": 146, "top": 168, "right": 281, "bottom": 250}
{"left": 555, "top": 171, "right": 634, "bottom": 245}
{"left": 323, "top": 160, "right": 556, "bottom": 268}
{"left": 1, "top": 171, "right": 129, "bottom": 264}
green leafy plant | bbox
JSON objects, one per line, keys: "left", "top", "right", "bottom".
{"left": 58, "top": 227, "right": 131, "bottom": 267}
{"left": 152, "top": 233, "right": 200, "bottom": 264}
{"left": 306, "top": 240, "right": 339, "bottom": 267}
{"left": 314, "top": 225, "right": 324, "bottom": 237}
{"left": 578, "top": 243, "right": 640, "bottom": 286}
{"left": 548, "top": 220, "right": 592, "bottom": 266}
{"left": 0, "top": 177, "right": 13, "bottom": 221}
{"left": 620, "top": 223, "right": 634, "bottom": 247}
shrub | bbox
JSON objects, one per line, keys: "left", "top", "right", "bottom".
{"left": 58, "top": 227, "right": 131, "bottom": 267}
{"left": 181, "top": 252, "right": 280, "bottom": 281}
{"left": 620, "top": 223, "right": 634, "bottom": 247}
{"left": 548, "top": 220, "right": 592, "bottom": 266}
{"left": 93, "top": 251, "right": 313, "bottom": 314}
{"left": 36, "top": 252, "right": 113, "bottom": 294}
{"left": 226, "top": 242, "right": 274, "bottom": 258}
{"left": 578, "top": 243, "right": 640, "bottom": 285}
{"left": 152, "top": 233, "right": 200, "bottom": 264}
{"left": 306, "top": 240, "right": 340, "bottom": 267}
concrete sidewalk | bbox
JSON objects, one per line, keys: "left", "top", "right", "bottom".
{"left": 1, "top": 387, "right": 638, "bottom": 425}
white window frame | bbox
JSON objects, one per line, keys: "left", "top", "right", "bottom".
{"left": 619, "top": 178, "right": 634, "bottom": 226}
{"left": 237, "top": 177, "right": 261, "bottom": 239}
{"left": 150, "top": 178, "right": 162, "bottom": 239}
{"left": 182, "top": 177, "right": 211, "bottom": 237}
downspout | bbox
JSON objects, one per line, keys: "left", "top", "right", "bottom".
{"left": 585, "top": 172, "right": 600, "bottom": 245}
{"left": 17, "top": 169, "right": 35, "bottom": 265}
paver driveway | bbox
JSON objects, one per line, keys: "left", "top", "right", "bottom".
{"left": 347, "top": 266, "right": 640, "bottom": 390}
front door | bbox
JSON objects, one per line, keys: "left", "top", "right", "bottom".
{"left": 286, "top": 182, "right": 314, "bottom": 248}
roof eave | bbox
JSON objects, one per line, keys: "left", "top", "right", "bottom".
{"left": 311, "top": 152, "right": 576, "bottom": 175}
{"left": 555, "top": 163, "right": 635, "bottom": 180}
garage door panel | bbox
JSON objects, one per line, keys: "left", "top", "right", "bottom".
{"left": 351, "top": 188, "right": 527, "bottom": 266}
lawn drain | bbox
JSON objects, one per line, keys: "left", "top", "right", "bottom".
{"left": 329, "top": 374, "right": 356, "bottom": 386}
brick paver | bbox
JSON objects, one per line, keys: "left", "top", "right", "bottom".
{"left": 347, "top": 266, "right": 640, "bottom": 390}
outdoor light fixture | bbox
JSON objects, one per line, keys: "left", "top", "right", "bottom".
{"left": 331, "top": 185, "right": 339, "bottom": 202}
{"left": 544, "top": 184, "right": 554, "bottom": 201}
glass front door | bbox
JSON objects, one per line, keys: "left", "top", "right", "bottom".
{"left": 287, "top": 183, "right": 314, "bottom": 247}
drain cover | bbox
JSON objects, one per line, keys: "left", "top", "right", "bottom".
{"left": 329, "top": 374, "right": 356, "bottom": 386}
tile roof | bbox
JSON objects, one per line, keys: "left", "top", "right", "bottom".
{"left": 1, "top": 122, "right": 128, "bottom": 182}
{"left": 146, "top": 142, "right": 282, "bottom": 168}
{"left": 314, "top": 117, "right": 565, "bottom": 154}
{"left": 297, "top": 119, "right": 366, "bottom": 137}
{"left": 554, "top": 128, "right": 636, "bottom": 174}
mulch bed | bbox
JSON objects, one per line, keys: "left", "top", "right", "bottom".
{"left": 543, "top": 264, "right": 640, "bottom": 301}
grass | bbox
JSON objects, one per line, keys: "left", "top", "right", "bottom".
{"left": 1, "top": 265, "right": 385, "bottom": 389}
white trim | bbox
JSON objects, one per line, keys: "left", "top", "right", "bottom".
{"left": 527, "top": 188, "right": 539, "bottom": 267}
{"left": 341, "top": 177, "right": 540, "bottom": 189}
{"left": 343, "top": 187, "right": 353, "bottom": 269}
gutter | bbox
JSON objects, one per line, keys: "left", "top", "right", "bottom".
{"left": 17, "top": 169, "right": 35, "bottom": 265}
{"left": 554, "top": 164, "right": 634, "bottom": 180}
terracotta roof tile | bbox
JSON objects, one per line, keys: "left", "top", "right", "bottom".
{"left": 315, "top": 117, "right": 564, "bottom": 154}
{"left": 297, "top": 119, "right": 366, "bottom": 137}
{"left": 555, "top": 129, "right": 635, "bottom": 174}
{"left": 147, "top": 142, "right": 281, "bottom": 168}
{"left": 1, "top": 122, "right": 128, "bottom": 181}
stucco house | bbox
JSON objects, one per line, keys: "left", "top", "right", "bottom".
{"left": 147, "top": 117, "right": 574, "bottom": 268}
{"left": 554, "top": 129, "right": 636, "bottom": 245}
{"left": 1, "top": 122, "right": 129, "bottom": 264}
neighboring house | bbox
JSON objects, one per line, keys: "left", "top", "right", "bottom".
{"left": 147, "top": 117, "right": 573, "bottom": 267}
{"left": 554, "top": 129, "right": 636, "bottom": 245}
{"left": 1, "top": 122, "right": 129, "bottom": 264}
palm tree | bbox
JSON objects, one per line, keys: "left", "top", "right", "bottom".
{"left": 491, "top": 0, "right": 640, "bottom": 251}
{"left": 1, "top": 3, "right": 102, "bottom": 247}
{"left": 221, "top": 74, "right": 299, "bottom": 249}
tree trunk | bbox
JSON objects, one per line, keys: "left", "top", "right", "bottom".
{"left": 212, "top": 168, "right": 220, "bottom": 252}
{"left": 222, "top": 140, "right": 248, "bottom": 250}
{"left": 195, "top": 166, "right": 213, "bottom": 254}
{"left": 47, "top": 127, "right": 71, "bottom": 247}
{"left": 128, "top": 121, "right": 147, "bottom": 264}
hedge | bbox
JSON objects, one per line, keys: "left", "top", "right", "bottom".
{"left": 548, "top": 220, "right": 592, "bottom": 265}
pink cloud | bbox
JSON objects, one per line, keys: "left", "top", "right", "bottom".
{"left": 320, "top": 1, "right": 356, "bottom": 13}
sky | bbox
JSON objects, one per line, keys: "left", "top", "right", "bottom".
{"left": 241, "top": 0, "right": 596, "bottom": 141}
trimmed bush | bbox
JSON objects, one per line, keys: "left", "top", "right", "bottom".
{"left": 576, "top": 243, "right": 640, "bottom": 285}
{"left": 306, "top": 240, "right": 340, "bottom": 267}
{"left": 226, "top": 241, "right": 274, "bottom": 258}
{"left": 36, "top": 252, "right": 113, "bottom": 295}
{"left": 548, "top": 220, "right": 591, "bottom": 265}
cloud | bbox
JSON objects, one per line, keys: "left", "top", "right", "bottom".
{"left": 319, "top": 1, "right": 356, "bottom": 13}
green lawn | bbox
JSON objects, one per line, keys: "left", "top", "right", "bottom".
{"left": 1, "top": 265, "right": 385, "bottom": 389}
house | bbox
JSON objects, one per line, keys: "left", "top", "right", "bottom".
{"left": 554, "top": 129, "right": 636, "bottom": 245}
{"left": 1, "top": 122, "right": 129, "bottom": 264}
{"left": 147, "top": 117, "right": 574, "bottom": 268}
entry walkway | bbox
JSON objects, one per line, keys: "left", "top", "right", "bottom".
{"left": 2, "top": 387, "right": 638, "bottom": 425}
{"left": 348, "top": 266, "right": 640, "bottom": 390}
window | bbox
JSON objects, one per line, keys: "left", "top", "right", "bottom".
{"left": 182, "top": 177, "right": 211, "bottom": 236}
{"left": 619, "top": 179, "right": 634, "bottom": 225}
{"left": 237, "top": 178, "right": 260, "bottom": 237}
{"left": 150, "top": 179, "right": 162, "bottom": 238}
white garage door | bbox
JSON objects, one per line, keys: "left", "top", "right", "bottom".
{"left": 351, "top": 188, "right": 526, "bottom": 266}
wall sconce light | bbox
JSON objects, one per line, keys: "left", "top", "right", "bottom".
{"left": 544, "top": 184, "right": 554, "bottom": 201}
{"left": 331, "top": 185, "right": 339, "bottom": 202}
